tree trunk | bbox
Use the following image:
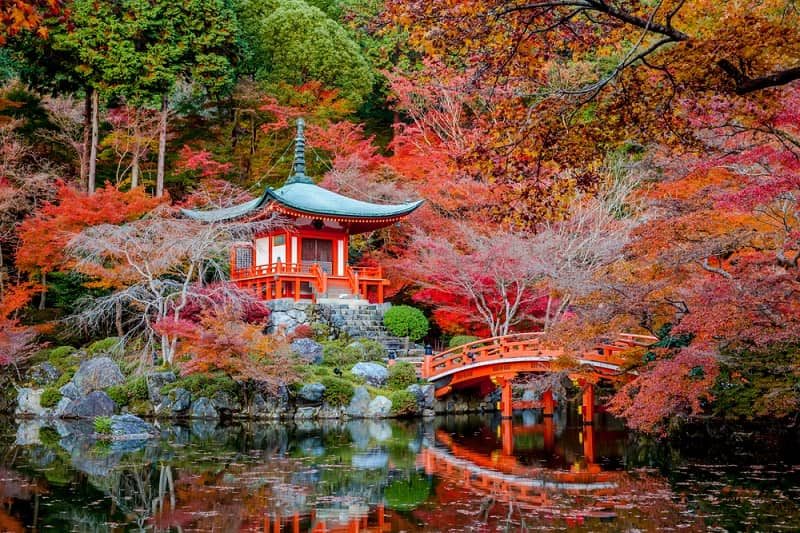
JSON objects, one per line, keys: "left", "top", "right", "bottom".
{"left": 131, "top": 110, "right": 140, "bottom": 188}
{"left": 38, "top": 272, "right": 46, "bottom": 310}
{"left": 115, "top": 299, "right": 124, "bottom": 338}
{"left": 81, "top": 90, "right": 91, "bottom": 191}
{"left": 88, "top": 88, "right": 99, "bottom": 194}
{"left": 156, "top": 94, "right": 167, "bottom": 198}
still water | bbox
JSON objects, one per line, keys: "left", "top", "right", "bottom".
{"left": 2, "top": 411, "right": 800, "bottom": 531}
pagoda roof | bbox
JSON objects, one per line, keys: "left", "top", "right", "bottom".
{"left": 182, "top": 118, "right": 423, "bottom": 225}
{"left": 182, "top": 181, "right": 423, "bottom": 223}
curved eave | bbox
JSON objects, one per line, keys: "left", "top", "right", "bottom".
{"left": 181, "top": 183, "right": 424, "bottom": 224}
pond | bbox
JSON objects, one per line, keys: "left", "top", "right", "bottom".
{"left": 2, "top": 411, "right": 800, "bottom": 531}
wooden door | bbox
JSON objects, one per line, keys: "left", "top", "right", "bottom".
{"left": 301, "top": 238, "right": 333, "bottom": 273}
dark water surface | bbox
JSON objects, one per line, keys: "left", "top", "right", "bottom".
{"left": 2, "top": 411, "right": 800, "bottom": 531}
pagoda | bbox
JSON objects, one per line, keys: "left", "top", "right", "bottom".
{"left": 183, "top": 119, "right": 423, "bottom": 304}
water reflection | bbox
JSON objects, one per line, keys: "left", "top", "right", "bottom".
{"left": 3, "top": 413, "right": 800, "bottom": 531}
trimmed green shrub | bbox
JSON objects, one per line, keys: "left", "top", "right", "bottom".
{"left": 106, "top": 385, "right": 128, "bottom": 407}
{"left": 449, "top": 335, "right": 479, "bottom": 348}
{"left": 106, "top": 376, "right": 148, "bottom": 407}
{"left": 320, "top": 376, "right": 355, "bottom": 406}
{"left": 387, "top": 362, "right": 417, "bottom": 390}
{"left": 93, "top": 416, "right": 112, "bottom": 434}
{"left": 40, "top": 387, "right": 62, "bottom": 408}
{"left": 389, "top": 390, "right": 418, "bottom": 417}
{"left": 383, "top": 306, "right": 429, "bottom": 342}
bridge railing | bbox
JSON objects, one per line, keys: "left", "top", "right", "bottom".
{"left": 423, "top": 332, "right": 657, "bottom": 381}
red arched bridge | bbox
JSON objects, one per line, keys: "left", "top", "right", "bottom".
{"left": 420, "top": 332, "right": 656, "bottom": 423}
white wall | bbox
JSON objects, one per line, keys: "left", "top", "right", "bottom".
{"left": 255, "top": 237, "right": 269, "bottom": 266}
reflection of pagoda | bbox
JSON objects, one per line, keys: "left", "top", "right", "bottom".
{"left": 184, "top": 119, "right": 422, "bottom": 304}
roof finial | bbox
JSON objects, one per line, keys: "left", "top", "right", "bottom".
{"left": 286, "top": 118, "right": 313, "bottom": 185}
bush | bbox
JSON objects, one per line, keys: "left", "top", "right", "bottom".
{"left": 322, "top": 339, "right": 364, "bottom": 368}
{"left": 357, "top": 339, "right": 387, "bottom": 361}
{"left": 449, "top": 335, "right": 479, "bottom": 348}
{"left": 388, "top": 362, "right": 417, "bottom": 390}
{"left": 383, "top": 306, "right": 429, "bottom": 342}
{"left": 47, "top": 346, "right": 78, "bottom": 373}
{"left": 93, "top": 416, "right": 112, "bottom": 434}
{"left": 87, "top": 337, "right": 122, "bottom": 356}
{"left": 389, "top": 390, "right": 418, "bottom": 417}
{"left": 106, "top": 385, "right": 129, "bottom": 407}
{"left": 40, "top": 387, "right": 62, "bottom": 408}
{"left": 106, "top": 376, "right": 149, "bottom": 407}
{"left": 320, "top": 376, "right": 355, "bottom": 406}
{"left": 163, "top": 372, "right": 239, "bottom": 401}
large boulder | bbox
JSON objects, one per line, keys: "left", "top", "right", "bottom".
{"left": 59, "top": 382, "right": 80, "bottom": 401}
{"left": 298, "top": 383, "right": 326, "bottom": 403}
{"left": 251, "top": 386, "right": 289, "bottom": 419}
{"left": 366, "top": 395, "right": 392, "bottom": 418}
{"left": 110, "top": 414, "right": 156, "bottom": 439}
{"left": 26, "top": 362, "right": 61, "bottom": 386}
{"left": 291, "top": 338, "right": 323, "bottom": 364}
{"left": 190, "top": 397, "right": 219, "bottom": 420}
{"left": 162, "top": 388, "right": 191, "bottom": 414}
{"left": 345, "top": 386, "right": 371, "bottom": 418}
{"left": 407, "top": 384, "right": 435, "bottom": 410}
{"left": 146, "top": 371, "right": 176, "bottom": 404}
{"left": 294, "top": 406, "right": 318, "bottom": 420}
{"left": 15, "top": 388, "right": 47, "bottom": 417}
{"left": 350, "top": 362, "right": 388, "bottom": 387}
{"left": 211, "top": 391, "right": 241, "bottom": 415}
{"left": 61, "top": 391, "right": 115, "bottom": 418}
{"left": 72, "top": 357, "right": 125, "bottom": 395}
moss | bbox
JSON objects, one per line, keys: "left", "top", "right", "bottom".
{"left": 128, "top": 399, "right": 154, "bottom": 417}
{"left": 93, "top": 416, "right": 112, "bottom": 434}
{"left": 40, "top": 387, "right": 62, "bottom": 408}
{"left": 87, "top": 337, "right": 121, "bottom": 356}
{"left": 389, "top": 390, "right": 418, "bottom": 417}
{"left": 387, "top": 362, "right": 417, "bottom": 390}
{"left": 47, "top": 346, "right": 79, "bottom": 374}
{"left": 320, "top": 376, "right": 355, "bottom": 406}
{"left": 163, "top": 372, "right": 239, "bottom": 401}
{"left": 127, "top": 376, "right": 148, "bottom": 401}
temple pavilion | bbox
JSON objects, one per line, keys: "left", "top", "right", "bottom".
{"left": 183, "top": 119, "right": 423, "bottom": 304}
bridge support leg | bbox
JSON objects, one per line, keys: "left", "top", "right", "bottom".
{"left": 542, "top": 389, "right": 555, "bottom": 417}
{"left": 501, "top": 419, "right": 514, "bottom": 456}
{"left": 582, "top": 384, "right": 595, "bottom": 425}
{"left": 500, "top": 378, "right": 513, "bottom": 419}
{"left": 583, "top": 424, "right": 595, "bottom": 464}
{"left": 544, "top": 416, "right": 555, "bottom": 452}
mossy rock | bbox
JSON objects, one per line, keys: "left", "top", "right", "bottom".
{"left": 128, "top": 398, "right": 154, "bottom": 417}
{"left": 87, "top": 337, "right": 122, "bottom": 356}
{"left": 162, "top": 372, "right": 240, "bottom": 401}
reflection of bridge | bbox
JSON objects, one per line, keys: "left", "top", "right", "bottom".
{"left": 423, "top": 332, "right": 656, "bottom": 422}
{"left": 263, "top": 506, "right": 390, "bottom": 532}
{"left": 420, "top": 423, "right": 621, "bottom": 510}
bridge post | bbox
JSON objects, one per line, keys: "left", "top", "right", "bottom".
{"left": 582, "top": 424, "right": 595, "bottom": 464}
{"left": 501, "top": 419, "right": 514, "bottom": 455}
{"left": 582, "top": 384, "right": 595, "bottom": 425}
{"left": 423, "top": 355, "right": 432, "bottom": 379}
{"left": 499, "top": 378, "right": 513, "bottom": 418}
{"left": 542, "top": 389, "right": 555, "bottom": 417}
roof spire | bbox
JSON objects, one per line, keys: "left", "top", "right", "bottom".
{"left": 286, "top": 117, "right": 313, "bottom": 185}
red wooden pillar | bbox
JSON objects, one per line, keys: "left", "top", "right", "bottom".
{"left": 543, "top": 416, "right": 555, "bottom": 452}
{"left": 583, "top": 424, "right": 595, "bottom": 464}
{"left": 276, "top": 279, "right": 282, "bottom": 299}
{"left": 582, "top": 384, "right": 595, "bottom": 425}
{"left": 500, "top": 378, "right": 513, "bottom": 418}
{"left": 542, "top": 389, "right": 555, "bottom": 416}
{"left": 377, "top": 504, "right": 385, "bottom": 529}
{"left": 294, "top": 278, "right": 300, "bottom": 301}
{"left": 501, "top": 418, "right": 514, "bottom": 456}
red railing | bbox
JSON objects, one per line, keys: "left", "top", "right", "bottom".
{"left": 309, "top": 263, "right": 327, "bottom": 295}
{"left": 423, "top": 332, "right": 656, "bottom": 381}
{"left": 231, "top": 262, "right": 311, "bottom": 280}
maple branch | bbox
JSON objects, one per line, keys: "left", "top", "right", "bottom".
{"left": 718, "top": 59, "right": 800, "bottom": 94}
{"left": 698, "top": 258, "right": 733, "bottom": 280}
